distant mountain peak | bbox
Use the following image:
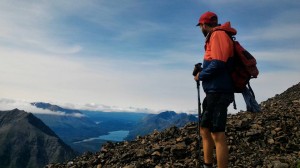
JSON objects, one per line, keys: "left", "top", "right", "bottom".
{"left": 31, "top": 102, "right": 82, "bottom": 114}
{"left": 156, "top": 111, "right": 177, "bottom": 119}
{"left": 0, "top": 109, "right": 77, "bottom": 168}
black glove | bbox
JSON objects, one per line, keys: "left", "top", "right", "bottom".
{"left": 192, "top": 63, "right": 203, "bottom": 76}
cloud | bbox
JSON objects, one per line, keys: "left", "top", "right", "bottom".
{"left": 252, "top": 71, "right": 300, "bottom": 103}
{"left": 64, "top": 102, "right": 155, "bottom": 113}
{"left": 0, "top": 98, "right": 155, "bottom": 114}
{"left": 242, "top": 9, "right": 300, "bottom": 42}
{"left": 0, "top": 46, "right": 182, "bottom": 113}
{"left": 259, "top": 24, "right": 300, "bottom": 41}
{"left": 0, "top": 1, "right": 83, "bottom": 55}
{"left": 252, "top": 50, "right": 300, "bottom": 72}
{"left": 115, "top": 21, "right": 168, "bottom": 42}
{"left": 0, "top": 98, "right": 85, "bottom": 117}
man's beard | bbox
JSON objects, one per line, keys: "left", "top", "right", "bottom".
{"left": 202, "top": 29, "right": 208, "bottom": 37}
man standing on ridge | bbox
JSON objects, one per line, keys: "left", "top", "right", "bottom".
{"left": 194, "top": 11, "right": 235, "bottom": 168}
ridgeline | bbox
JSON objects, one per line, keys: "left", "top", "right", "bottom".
{"left": 0, "top": 109, "right": 76, "bottom": 168}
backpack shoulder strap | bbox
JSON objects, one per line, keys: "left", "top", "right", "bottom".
{"left": 205, "top": 31, "right": 213, "bottom": 43}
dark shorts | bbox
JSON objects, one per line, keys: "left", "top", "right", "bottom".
{"left": 200, "top": 93, "right": 234, "bottom": 132}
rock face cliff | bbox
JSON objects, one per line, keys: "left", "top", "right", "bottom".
{"left": 47, "top": 82, "right": 300, "bottom": 168}
{"left": 0, "top": 109, "right": 77, "bottom": 168}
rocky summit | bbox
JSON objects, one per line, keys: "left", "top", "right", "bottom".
{"left": 46, "top": 82, "right": 300, "bottom": 168}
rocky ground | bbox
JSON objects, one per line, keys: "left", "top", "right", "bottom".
{"left": 46, "top": 82, "right": 300, "bottom": 168}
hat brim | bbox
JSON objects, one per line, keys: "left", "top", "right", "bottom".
{"left": 196, "top": 23, "right": 200, "bottom": 26}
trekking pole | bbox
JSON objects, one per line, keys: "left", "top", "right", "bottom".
{"left": 196, "top": 80, "right": 202, "bottom": 168}
{"left": 192, "top": 63, "right": 202, "bottom": 168}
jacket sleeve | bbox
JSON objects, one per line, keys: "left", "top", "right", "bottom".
{"left": 199, "top": 60, "right": 226, "bottom": 80}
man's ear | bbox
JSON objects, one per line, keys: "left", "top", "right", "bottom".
{"left": 202, "top": 24, "right": 208, "bottom": 29}
{"left": 203, "top": 24, "right": 213, "bottom": 31}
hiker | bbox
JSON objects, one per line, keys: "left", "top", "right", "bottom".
{"left": 194, "top": 11, "right": 236, "bottom": 168}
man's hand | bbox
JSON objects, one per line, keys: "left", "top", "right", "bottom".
{"left": 194, "top": 72, "right": 200, "bottom": 81}
{"left": 193, "top": 63, "right": 202, "bottom": 79}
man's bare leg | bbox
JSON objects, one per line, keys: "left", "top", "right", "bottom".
{"left": 212, "top": 132, "right": 228, "bottom": 168}
{"left": 200, "top": 127, "right": 214, "bottom": 166}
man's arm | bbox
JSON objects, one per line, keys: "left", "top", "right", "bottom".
{"left": 199, "top": 60, "right": 226, "bottom": 80}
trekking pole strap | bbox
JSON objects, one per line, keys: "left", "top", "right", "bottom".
{"left": 233, "top": 94, "right": 237, "bottom": 110}
{"left": 247, "top": 82, "right": 256, "bottom": 98}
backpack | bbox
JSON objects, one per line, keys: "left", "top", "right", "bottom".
{"left": 207, "top": 30, "right": 259, "bottom": 110}
{"left": 207, "top": 30, "right": 259, "bottom": 92}
{"left": 230, "top": 39, "right": 260, "bottom": 111}
{"left": 230, "top": 38, "right": 259, "bottom": 93}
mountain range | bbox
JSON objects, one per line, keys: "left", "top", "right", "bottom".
{"left": 31, "top": 102, "right": 107, "bottom": 153}
{"left": 0, "top": 109, "right": 76, "bottom": 168}
{"left": 0, "top": 102, "right": 197, "bottom": 167}
{"left": 30, "top": 103, "right": 197, "bottom": 153}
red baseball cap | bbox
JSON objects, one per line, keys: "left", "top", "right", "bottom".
{"left": 196, "top": 11, "right": 218, "bottom": 26}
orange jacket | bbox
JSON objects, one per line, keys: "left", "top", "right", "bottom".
{"left": 199, "top": 22, "right": 236, "bottom": 93}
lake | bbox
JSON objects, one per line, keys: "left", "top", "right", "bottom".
{"left": 74, "top": 130, "right": 129, "bottom": 144}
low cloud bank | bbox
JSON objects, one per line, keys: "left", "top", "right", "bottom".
{"left": 0, "top": 98, "right": 84, "bottom": 117}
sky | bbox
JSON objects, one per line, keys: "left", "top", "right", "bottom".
{"left": 0, "top": 0, "right": 300, "bottom": 114}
